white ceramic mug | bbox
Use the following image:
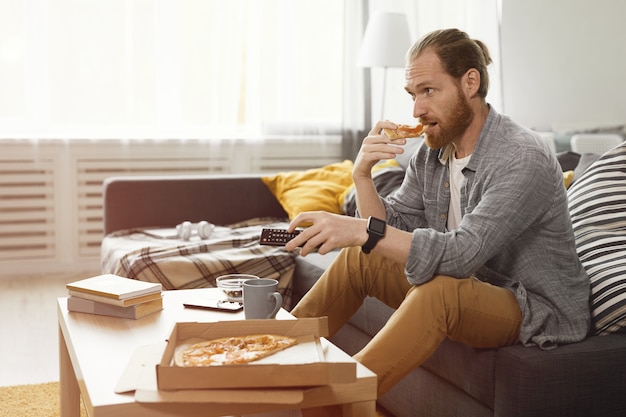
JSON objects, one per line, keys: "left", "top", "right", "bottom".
{"left": 243, "top": 278, "right": 282, "bottom": 319}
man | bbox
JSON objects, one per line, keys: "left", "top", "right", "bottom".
{"left": 287, "top": 28, "right": 590, "bottom": 400}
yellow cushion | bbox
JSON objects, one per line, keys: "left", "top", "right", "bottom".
{"left": 261, "top": 160, "right": 354, "bottom": 219}
{"left": 563, "top": 170, "right": 574, "bottom": 189}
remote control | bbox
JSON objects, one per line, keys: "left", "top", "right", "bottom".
{"left": 260, "top": 228, "right": 302, "bottom": 246}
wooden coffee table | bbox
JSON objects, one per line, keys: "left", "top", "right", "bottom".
{"left": 57, "top": 288, "right": 376, "bottom": 417}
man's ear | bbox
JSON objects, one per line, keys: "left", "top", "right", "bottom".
{"left": 464, "top": 68, "right": 481, "bottom": 97}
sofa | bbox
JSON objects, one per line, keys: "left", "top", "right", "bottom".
{"left": 102, "top": 148, "right": 626, "bottom": 417}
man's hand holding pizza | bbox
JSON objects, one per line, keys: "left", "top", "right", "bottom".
{"left": 285, "top": 120, "right": 423, "bottom": 258}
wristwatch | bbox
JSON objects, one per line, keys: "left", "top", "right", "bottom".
{"left": 362, "top": 216, "right": 386, "bottom": 254}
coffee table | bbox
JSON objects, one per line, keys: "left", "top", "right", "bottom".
{"left": 58, "top": 287, "right": 376, "bottom": 417}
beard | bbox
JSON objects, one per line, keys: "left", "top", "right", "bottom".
{"left": 423, "top": 88, "right": 474, "bottom": 150}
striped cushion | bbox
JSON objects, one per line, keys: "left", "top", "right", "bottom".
{"left": 568, "top": 141, "right": 626, "bottom": 335}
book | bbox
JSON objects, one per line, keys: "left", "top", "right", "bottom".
{"left": 66, "top": 274, "right": 162, "bottom": 300}
{"left": 141, "top": 228, "right": 179, "bottom": 239}
{"left": 67, "top": 289, "right": 163, "bottom": 307}
{"left": 67, "top": 295, "right": 163, "bottom": 319}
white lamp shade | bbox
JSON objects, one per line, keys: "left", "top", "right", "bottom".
{"left": 357, "top": 12, "right": 411, "bottom": 68}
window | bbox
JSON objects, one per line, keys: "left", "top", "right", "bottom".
{"left": 0, "top": 0, "right": 345, "bottom": 138}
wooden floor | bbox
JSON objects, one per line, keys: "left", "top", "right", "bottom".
{"left": 0, "top": 270, "right": 100, "bottom": 387}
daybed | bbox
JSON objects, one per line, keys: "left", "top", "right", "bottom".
{"left": 102, "top": 146, "right": 626, "bottom": 417}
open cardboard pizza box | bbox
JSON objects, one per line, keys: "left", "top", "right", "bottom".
{"left": 156, "top": 317, "right": 357, "bottom": 390}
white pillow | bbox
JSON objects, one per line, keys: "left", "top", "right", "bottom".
{"left": 395, "top": 138, "right": 424, "bottom": 170}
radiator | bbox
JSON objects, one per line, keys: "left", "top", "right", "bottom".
{"left": 0, "top": 137, "right": 342, "bottom": 276}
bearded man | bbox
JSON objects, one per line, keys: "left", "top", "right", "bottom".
{"left": 287, "top": 28, "right": 590, "bottom": 404}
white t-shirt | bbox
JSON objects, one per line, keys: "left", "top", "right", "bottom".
{"left": 448, "top": 153, "right": 471, "bottom": 231}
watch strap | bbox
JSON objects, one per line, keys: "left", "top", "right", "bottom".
{"left": 362, "top": 233, "right": 380, "bottom": 254}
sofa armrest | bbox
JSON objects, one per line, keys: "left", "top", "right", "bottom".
{"left": 102, "top": 174, "right": 287, "bottom": 235}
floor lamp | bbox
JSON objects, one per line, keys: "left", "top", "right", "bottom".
{"left": 357, "top": 12, "right": 411, "bottom": 122}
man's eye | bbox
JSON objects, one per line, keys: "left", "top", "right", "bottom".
{"left": 425, "top": 88, "right": 434, "bottom": 95}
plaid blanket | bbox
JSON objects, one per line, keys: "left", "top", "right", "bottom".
{"left": 101, "top": 219, "right": 297, "bottom": 307}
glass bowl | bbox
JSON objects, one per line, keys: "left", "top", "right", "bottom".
{"left": 215, "top": 274, "right": 259, "bottom": 302}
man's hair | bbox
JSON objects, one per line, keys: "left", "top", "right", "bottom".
{"left": 407, "top": 28, "right": 492, "bottom": 98}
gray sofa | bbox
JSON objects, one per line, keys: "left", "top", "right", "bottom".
{"left": 103, "top": 156, "right": 626, "bottom": 417}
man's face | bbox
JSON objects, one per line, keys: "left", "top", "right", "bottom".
{"left": 404, "top": 51, "right": 474, "bottom": 149}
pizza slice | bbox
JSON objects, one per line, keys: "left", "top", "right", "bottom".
{"left": 383, "top": 123, "right": 425, "bottom": 139}
{"left": 175, "top": 334, "right": 298, "bottom": 366}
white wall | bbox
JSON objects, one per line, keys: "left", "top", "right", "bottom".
{"left": 501, "top": 0, "right": 626, "bottom": 132}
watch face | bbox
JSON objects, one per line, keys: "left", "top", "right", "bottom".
{"left": 368, "top": 217, "right": 386, "bottom": 235}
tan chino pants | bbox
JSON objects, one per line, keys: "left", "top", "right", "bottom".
{"left": 291, "top": 246, "right": 522, "bottom": 396}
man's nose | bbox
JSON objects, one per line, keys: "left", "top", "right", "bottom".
{"left": 413, "top": 98, "right": 426, "bottom": 119}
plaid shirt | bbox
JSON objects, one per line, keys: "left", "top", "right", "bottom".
{"left": 383, "top": 107, "right": 590, "bottom": 348}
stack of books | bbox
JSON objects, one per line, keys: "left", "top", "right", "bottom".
{"left": 66, "top": 274, "right": 163, "bottom": 319}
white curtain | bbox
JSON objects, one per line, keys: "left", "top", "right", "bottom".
{"left": 0, "top": 0, "right": 501, "bottom": 144}
{"left": 340, "top": 0, "right": 368, "bottom": 159}
{"left": 0, "top": 0, "right": 345, "bottom": 139}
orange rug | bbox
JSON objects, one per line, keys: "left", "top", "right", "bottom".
{"left": 0, "top": 382, "right": 87, "bottom": 417}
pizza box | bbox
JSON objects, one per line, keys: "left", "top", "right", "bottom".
{"left": 156, "top": 317, "right": 357, "bottom": 390}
